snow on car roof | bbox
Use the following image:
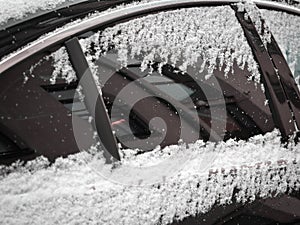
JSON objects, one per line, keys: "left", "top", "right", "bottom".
{"left": 0, "top": 130, "right": 299, "bottom": 224}
{"left": 0, "top": 0, "right": 82, "bottom": 27}
{"left": 263, "top": 0, "right": 300, "bottom": 9}
{"left": 1, "top": 0, "right": 299, "bottom": 28}
{"left": 2, "top": 0, "right": 299, "bottom": 72}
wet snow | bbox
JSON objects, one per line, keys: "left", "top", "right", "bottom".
{"left": 0, "top": 1, "right": 300, "bottom": 224}
{"left": 82, "top": 6, "right": 262, "bottom": 84}
{"left": 0, "top": 130, "right": 299, "bottom": 224}
{"left": 0, "top": 0, "right": 79, "bottom": 26}
{"left": 261, "top": 9, "right": 300, "bottom": 80}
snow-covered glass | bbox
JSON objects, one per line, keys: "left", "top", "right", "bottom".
{"left": 27, "top": 6, "right": 277, "bottom": 149}
{"left": 81, "top": 6, "right": 262, "bottom": 83}
{"left": 73, "top": 6, "right": 276, "bottom": 146}
{"left": 261, "top": 9, "right": 300, "bottom": 86}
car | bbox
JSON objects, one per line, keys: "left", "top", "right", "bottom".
{"left": 1, "top": 0, "right": 300, "bottom": 163}
{"left": 0, "top": 0, "right": 299, "bottom": 224}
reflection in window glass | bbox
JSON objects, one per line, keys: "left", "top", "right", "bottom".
{"left": 143, "top": 75, "right": 195, "bottom": 101}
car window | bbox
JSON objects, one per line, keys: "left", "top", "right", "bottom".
{"left": 75, "top": 6, "right": 275, "bottom": 148}
{"left": 261, "top": 9, "right": 300, "bottom": 88}
{"left": 18, "top": 6, "right": 277, "bottom": 151}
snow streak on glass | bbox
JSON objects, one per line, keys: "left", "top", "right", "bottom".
{"left": 79, "top": 6, "right": 262, "bottom": 85}
{"left": 48, "top": 47, "right": 76, "bottom": 84}
{"left": 261, "top": 9, "right": 300, "bottom": 85}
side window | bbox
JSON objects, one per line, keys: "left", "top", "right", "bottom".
{"left": 12, "top": 6, "right": 281, "bottom": 152}
{"left": 261, "top": 9, "right": 300, "bottom": 86}
{"left": 74, "top": 6, "right": 276, "bottom": 148}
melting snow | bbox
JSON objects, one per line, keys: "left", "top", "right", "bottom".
{"left": 0, "top": 130, "right": 299, "bottom": 224}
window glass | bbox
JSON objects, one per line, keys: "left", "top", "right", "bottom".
{"left": 76, "top": 6, "right": 275, "bottom": 148}
{"left": 29, "top": 6, "right": 277, "bottom": 150}
{"left": 261, "top": 9, "right": 300, "bottom": 87}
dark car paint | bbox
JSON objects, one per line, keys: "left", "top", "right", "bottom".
{"left": 170, "top": 194, "right": 300, "bottom": 225}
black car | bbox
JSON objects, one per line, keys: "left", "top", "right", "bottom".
{"left": 0, "top": 0, "right": 299, "bottom": 224}
{"left": 0, "top": 0, "right": 299, "bottom": 162}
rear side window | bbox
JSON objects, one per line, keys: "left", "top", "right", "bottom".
{"left": 261, "top": 9, "right": 300, "bottom": 87}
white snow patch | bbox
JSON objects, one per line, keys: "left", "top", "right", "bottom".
{"left": 237, "top": 1, "right": 272, "bottom": 47}
{"left": 0, "top": 130, "right": 299, "bottom": 224}
{"left": 262, "top": 0, "right": 300, "bottom": 9}
{"left": 261, "top": 9, "right": 300, "bottom": 80}
{"left": 81, "top": 6, "right": 262, "bottom": 84}
{"left": 0, "top": 0, "right": 78, "bottom": 26}
{"left": 48, "top": 46, "right": 76, "bottom": 84}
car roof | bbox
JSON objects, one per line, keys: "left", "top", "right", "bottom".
{"left": 0, "top": 0, "right": 86, "bottom": 29}
{"left": 0, "top": 0, "right": 299, "bottom": 29}
{"left": 0, "top": 0, "right": 299, "bottom": 62}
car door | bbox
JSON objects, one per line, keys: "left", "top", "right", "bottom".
{"left": 0, "top": 1, "right": 299, "bottom": 225}
{"left": 0, "top": 0, "right": 298, "bottom": 161}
